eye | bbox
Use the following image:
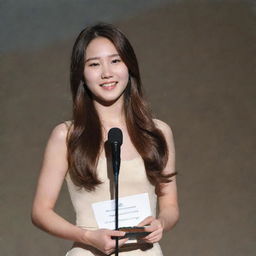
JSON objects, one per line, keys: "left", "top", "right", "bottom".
{"left": 88, "top": 62, "right": 99, "bottom": 67}
{"left": 111, "top": 58, "right": 121, "bottom": 64}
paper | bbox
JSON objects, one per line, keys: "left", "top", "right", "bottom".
{"left": 92, "top": 193, "right": 151, "bottom": 229}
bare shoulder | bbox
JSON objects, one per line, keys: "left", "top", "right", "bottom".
{"left": 51, "top": 123, "right": 68, "bottom": 139}
{"left": 153, "top": 118, "right": 174, "bottom": 139}
{"left": 49, "top": 121, "right": 72, "bottom": 144}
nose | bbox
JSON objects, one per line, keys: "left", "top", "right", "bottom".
{"left": 101, "top": 63, "right": 113, "bottom": 79}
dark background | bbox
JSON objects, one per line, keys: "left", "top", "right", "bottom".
{"left": 1, "top": 0, "right": 255, "bottom": 255}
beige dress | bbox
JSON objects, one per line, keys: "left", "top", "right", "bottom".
{"left": 65, "top": 156, "right": 163, "bottom": 256}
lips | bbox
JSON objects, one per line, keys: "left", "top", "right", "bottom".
{"left": 100, "top": 81, "right": 118, "bottom": 89}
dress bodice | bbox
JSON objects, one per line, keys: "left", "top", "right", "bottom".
{"left": 65, "top": 156, "right": 157, "bottom": 229}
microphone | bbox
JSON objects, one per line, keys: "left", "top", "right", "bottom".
{"left": 108, "top": 128, "right": 123, "bottom": 176}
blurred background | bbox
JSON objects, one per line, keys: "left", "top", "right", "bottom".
{"left": 1, "top": 0, "right": 255, "bottom": 255}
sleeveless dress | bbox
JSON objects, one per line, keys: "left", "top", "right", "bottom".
{"left": 65, "top": 156, "right": 163, "bottom": 256}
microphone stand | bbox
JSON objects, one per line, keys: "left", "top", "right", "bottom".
{"left": 111, "top": 142, "right": 121, "bottom": 256}
{"left": 114, "top": 170, "right": 119, "bottom": 256}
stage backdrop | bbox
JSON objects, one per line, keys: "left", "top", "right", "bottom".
{"left": 1, "top": 0, "right": 255, "bottom": 255}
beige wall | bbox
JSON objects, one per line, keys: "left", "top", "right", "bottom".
{"left": 1, "top": 1, "right": 255, "bottom": 255}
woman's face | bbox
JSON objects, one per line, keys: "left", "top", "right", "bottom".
{"left": 84, "top": 37, "right": 129, "bottom": 105}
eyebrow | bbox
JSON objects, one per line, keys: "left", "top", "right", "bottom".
{"left": 85, "top": 54, "right": 120, "bottom": 63}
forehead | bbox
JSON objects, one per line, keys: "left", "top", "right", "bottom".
{"left": 85, "top": 37, "right": 118, "bottom": 58}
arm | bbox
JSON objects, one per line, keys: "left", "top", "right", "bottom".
{"left": 138, "top": 120, "right": 179, "bottom": 243}
{"left": 31, "top": 123, "right": 126, "bottom": 254}
{"left": 31, "top": 123, "right": 86, "bottom": 242}
{"left": 156, "top": 119, "right": 179, "bottom": 231}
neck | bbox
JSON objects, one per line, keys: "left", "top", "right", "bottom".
{"left": 93, "top": 97, "right": 126, "bottom": 128}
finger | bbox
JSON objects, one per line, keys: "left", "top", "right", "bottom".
{"left": 144, "top": 230, "right": 163, "bottom": 243}
{"left": 143, "top": 234, "right": 160, "bottom": 243}
{"left": 144, "top": 238, "right": 159, "bottom": 244}
{"left": 145, "top": 230, "right": 162, "bottom": 240}
{"left": 137, "top": 216, "right": 155, "bottom": 226}
{"left": 144, "top": 225, "right": 158, "bottom": 232}
{"left": 144, "top": 220, "right": 162, "bottom": 233}
{"left": 118, "top": 238, "right": 129, "bottom": 247}
{"left": 109, "top": 230, "right": 126, "bottom": 237}
{"left": 106, "top": 249, "right": 114, "bottom": 256}
{"left": 106, "top": 238, "right": 128, "bottom": 255}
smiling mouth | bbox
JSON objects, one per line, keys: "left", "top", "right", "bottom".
{"left": 100, "top": 82, "right": 118, "bottom": 88}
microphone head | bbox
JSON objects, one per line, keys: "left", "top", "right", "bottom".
{"left": 108, "top": 128, "right": 123, "bottom": 145}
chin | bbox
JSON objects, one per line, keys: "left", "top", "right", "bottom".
{"left": 94, "top": 94, "right": 124, "bottom": 106}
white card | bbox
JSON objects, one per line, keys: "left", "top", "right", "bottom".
{"left": 92, "top": 193, "right": 151, "bottom": 229}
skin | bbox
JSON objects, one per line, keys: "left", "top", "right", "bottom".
{"left": 137, "top": 119, "right": 179, "bottom": 243}
{"left": 84, "top": 37, "right": 129, "bottom": 107}
{"left": 31, "top": 36, "right": 179, "bottom": 255}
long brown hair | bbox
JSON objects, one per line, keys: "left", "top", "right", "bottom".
{"left": 67, "top": 23, "right": 175, "bottom": 191}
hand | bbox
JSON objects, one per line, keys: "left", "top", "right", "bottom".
{"left": 84, "top": 229, "right": 128, "bottom": 255}
{"left": 137, "top": 216, "right": 164, "bottom": 243}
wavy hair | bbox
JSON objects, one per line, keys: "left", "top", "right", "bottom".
{"left": 67, "top": 23, "right": 176, "bottom": 191}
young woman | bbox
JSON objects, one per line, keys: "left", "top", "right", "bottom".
{"left": 31, "top": 23, "right": 179, "bottom": 256}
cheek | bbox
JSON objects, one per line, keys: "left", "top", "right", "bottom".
{"left": 84, "top": 69, "right": 97, "bottom": 84}
{"left": 118, "top": 66, "right": 129, "bottom": 81}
